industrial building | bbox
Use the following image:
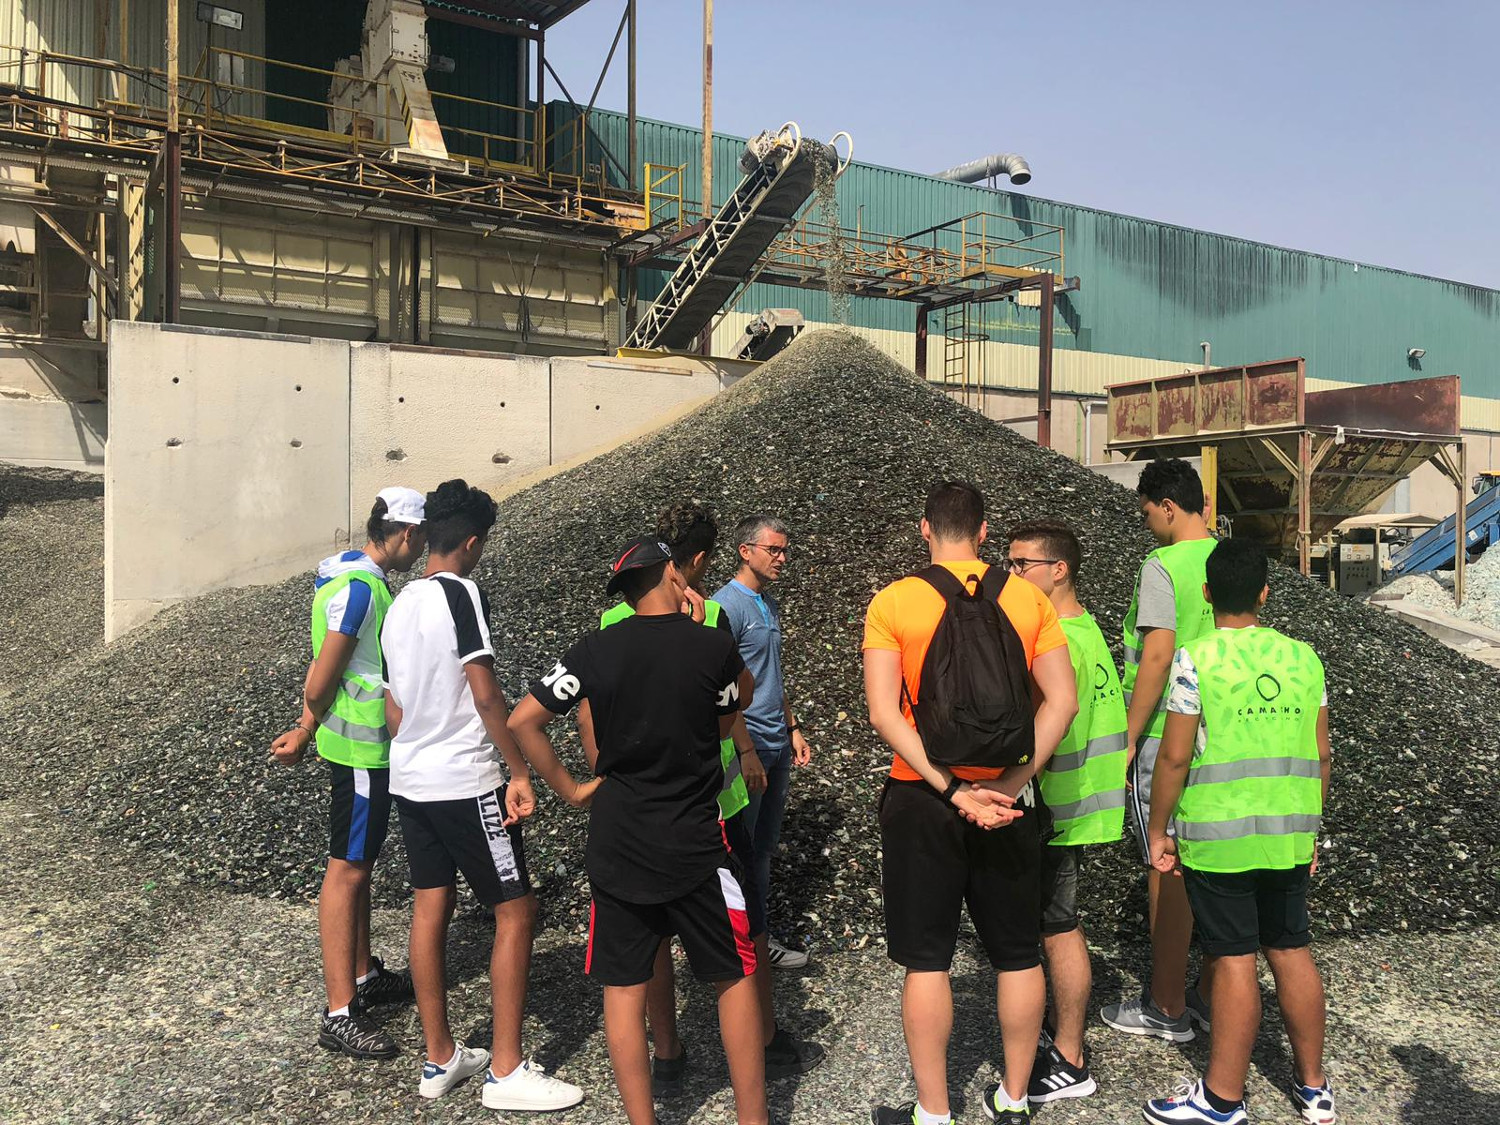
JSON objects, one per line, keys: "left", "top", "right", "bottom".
{"left": 2, "top": 1, "right": 1496, "bottom": 631}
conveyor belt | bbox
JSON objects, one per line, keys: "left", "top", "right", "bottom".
{"left": 626, "top": 125, "right": 842, "bottom": 352}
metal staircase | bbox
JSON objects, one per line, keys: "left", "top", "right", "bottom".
{"left": 625, "top": 123, "right": 849, "bottom": 352}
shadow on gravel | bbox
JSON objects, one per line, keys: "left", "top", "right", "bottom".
{"left": 0, "top": 467, "right": 104, "bottom": 512}
{"left": 1392, "top": 1043, "right": 1493, "bottom": 1123}
{"left": 653, "top": 962, "right": 832, "bottom": 1124}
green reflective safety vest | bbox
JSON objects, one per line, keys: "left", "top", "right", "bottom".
{"left": 1122, "top": 537, "right": 1218, "bottom": 741}
{"left": 599, "top": 598, "right": 751, "bottom": 820}
{"left": 1173, "top": 627, "right": 1325, "bottom": 873}
{"left": 310, "top": 571, "right": 393, "bottom": 769}
{"left": 1042, "top": 612, "right": 1129, "bottom": 846}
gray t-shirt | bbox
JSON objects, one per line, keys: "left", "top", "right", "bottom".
{"left": 1135, "top": 557, "right": 1178, "bottom": 633}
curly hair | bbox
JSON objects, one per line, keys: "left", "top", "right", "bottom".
{"left": 656, "top": 499, "right": 719, "bottom": 567}
{"left": 424, "top": 479, "right": 497, "bottom": 554}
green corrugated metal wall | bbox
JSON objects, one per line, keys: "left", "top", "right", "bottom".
{"left": 573, "top": 106, "right": 1500, "bottom": 401}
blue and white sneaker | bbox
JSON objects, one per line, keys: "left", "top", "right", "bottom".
{"left": 1143, "top": 1079, "right": 1247, "bottom": 1124}
{"left": 1292, "top": 1078, "right": 1336, "bottom": 1124}
{"left": 418, "top": 1041, "right": 490, "bottom": 1099}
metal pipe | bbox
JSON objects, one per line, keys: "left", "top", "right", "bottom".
{"left": 1201, "top": 340, "right": 1212, "bottom": 369}
{"left": 627, "top": 0, "right": 637, "bottom": 191}
{"left": 933, "top": 153, "right": 1031, "bottom": 185}
{"left": 702, "top": 0, "right": 713, "bottom": 216}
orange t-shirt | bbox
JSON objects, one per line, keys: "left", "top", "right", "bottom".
{"left": 863, "top": 560, "right": 1067, "bottom": 782}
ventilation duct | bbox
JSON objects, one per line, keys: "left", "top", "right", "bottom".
{"left": 932, "top": 153, "right": 1031, "bottom": 185}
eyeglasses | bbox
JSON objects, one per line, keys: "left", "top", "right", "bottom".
{"left": 1005, "top": 557, "right": 1058, "bottom": 573}
{"left": 749, "top": 542, "right": 791, "bottom": 560}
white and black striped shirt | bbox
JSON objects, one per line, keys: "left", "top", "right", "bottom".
{"left": 382, "top": 572, "right": 505, "bottom": 802}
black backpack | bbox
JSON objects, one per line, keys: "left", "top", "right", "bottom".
{"left": 901, "top": 565, "right": 1036, "bottom": 769}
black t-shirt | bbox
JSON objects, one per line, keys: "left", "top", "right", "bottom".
{"left": 529, "top": 612, "right": 746, "bottom": 903}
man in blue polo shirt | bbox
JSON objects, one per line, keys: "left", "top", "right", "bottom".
{"left": 714, "top": 514, "right": 814, "bottom": 970}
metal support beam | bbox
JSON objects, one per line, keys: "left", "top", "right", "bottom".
{"left": 1297, "top": 430, "right": 1313, "bottom": 575}
{"left": 164, "top": 0, "right": 181, "bottom": 323}
{"left": 702, "top": 0, "right": 713, "bottom": 215}
{"left": 31, "top": 206, "right": 118, "bottom": 303}
{"left": 1200, "top": 444, "right": 1218, "bottom": 527}
{"left": 1037, "top": 271, "right": 1054, "bottom": 448}
{"left": 1431, "top": 443, "right": 1468, "bottom": 607}
{"left": 915, "top": 304, "right": 929, "bottom": 380}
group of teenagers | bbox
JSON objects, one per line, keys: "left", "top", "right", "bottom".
{"left": 270, "top": 457, "right": 1337, "bottom": 1125}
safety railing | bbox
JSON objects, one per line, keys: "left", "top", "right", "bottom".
{"left": 644, "top": 162, "right": 687, "bottom": 232}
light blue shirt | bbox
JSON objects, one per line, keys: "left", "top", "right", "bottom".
{"left": 713, "top": 579, "right": 790, "bottom": 762}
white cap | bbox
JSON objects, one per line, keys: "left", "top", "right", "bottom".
{"left": 377, "top": 486, "right": 426, "bottom": 525}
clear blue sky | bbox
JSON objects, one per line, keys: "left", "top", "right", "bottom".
{"left": 543, "top": 0, "right": 1500, "bottom": 289}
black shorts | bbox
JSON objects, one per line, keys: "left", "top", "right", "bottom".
{"left": 586, "top": 867, "right": 757, "bottom": 987}
{"left": 722, "top": 811, "right": 766, "bottom": 939}
{"left": 879, "top": 778, "right": 1042, "bottom": 973}
{"left": 1183, "top": 864, "right": 1312, "bottom": 957}
{"left": 394, "top": 786, "right": 532, "bottom": 907}
{"left": 1040, "top": 844, "right": 1081, "bottom": 935}
{"left": 328, "top": 763, "right": 392, "bottom": 864}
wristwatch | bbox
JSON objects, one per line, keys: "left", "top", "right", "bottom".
{"left": 940, "top": 777, "right": 964, "bottom": 805}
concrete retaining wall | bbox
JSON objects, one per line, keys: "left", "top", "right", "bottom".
{"left": 105, "top": 323, "right": 751, "bottom": 640}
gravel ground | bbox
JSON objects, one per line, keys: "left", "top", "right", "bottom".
{"left": 0, "top": 463, "right": 105, "bottom": 695}
{"left": 0, "top": 330, "right": 1493, "bottom": 939}
{"left": 1, "top": 796, "right": 1496, "bottom": 1125}
{"left": 1375, "top": 547, "right": 1500, "bottom": 631}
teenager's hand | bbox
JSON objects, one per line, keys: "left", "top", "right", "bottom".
{"left": 504, "top": 776, "right": 537, "bottom": 825}
{"left": 682, "top": 586, "right": 707, "bottom": 623}
{"left": 270, "top": 726, "right": 311, "bottom": 766}
{"left": 570, "top": 776, "right": 604, "bottom": 808}
{"left": 791, "top": 728, "right": 812, "bottom": 767}
{"left": 952, "top": 786, "right": 1021, "bottom": 829}
{"left": 740, "top": 748, "right": 768, "bottom": 794}
{"left": 1148, "top": 833, "right": 1180, "bottom": 876}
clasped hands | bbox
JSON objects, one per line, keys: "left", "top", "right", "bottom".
{"left": 949, "top": 776, "right": 1026, "bottom": 830}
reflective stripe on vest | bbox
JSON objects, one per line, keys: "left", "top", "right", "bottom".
{"left": 1041, "top": 613, "right": 1130, "bottom": 846}
{"left": 340, "top": 676, "right": 385, "bottom": 704}
{"left": 599, "top": 596, "right": 750, "bottom": 820}
{"left": 310, "top": 569, "right": 393, "bottom": 769}
{"left": 321, "top": 711, "right": 390, "bottom": 744}
{"left": 1172, "top": 627, "right": 1325, "bottom": 873}
{"left": 1121, "top": 538, "right": 1218, "bottom": 742}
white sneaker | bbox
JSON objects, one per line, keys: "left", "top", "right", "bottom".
{"left": 766, "top": 935, "right": 810, "bottom": 970}
{"left": 481, "top": 1059, "right": 585, "bottom": 1111}
{"left": 419, "top": 1041, "right": 491, "bottom": 1099}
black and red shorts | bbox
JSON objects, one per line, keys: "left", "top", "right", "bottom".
{"left": 586, "top": 867, "right": 757, "bottom": 987}
{"left": 394, "top": 785, "right": 532, "bottom": 907}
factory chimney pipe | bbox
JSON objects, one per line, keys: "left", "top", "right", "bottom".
{"left": 933, "top": 153, "right": 1032, "bottom": 185}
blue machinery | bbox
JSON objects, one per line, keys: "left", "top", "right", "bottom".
{"left": 1390, "top": 474, "right": 1500, "bottom": 579}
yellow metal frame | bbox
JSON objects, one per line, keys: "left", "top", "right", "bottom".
{"left": 643, "top": 162, "right": 687, "bottom": 232}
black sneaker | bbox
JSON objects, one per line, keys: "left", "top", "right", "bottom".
{"left": 652, "top": 1043, "right": 688, "bottom": 1084}
{"left": 982, "top": 1082, "right": 1032, "bottom": 1123}
{"left": 355, "top": 957, "right": 414, "bottom": 1007}
{"left": 318, "top": 1006, "right": 400, "bottom": 1060}
{"left": 765, "top": 1026, "right": 826, "bottom": 1079}
{"left": 1027, "top": 1043, "right": 1098, "bottom": 1103}
{"left": 871, "top": 1104, "right": 917, "bottom": 1125}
